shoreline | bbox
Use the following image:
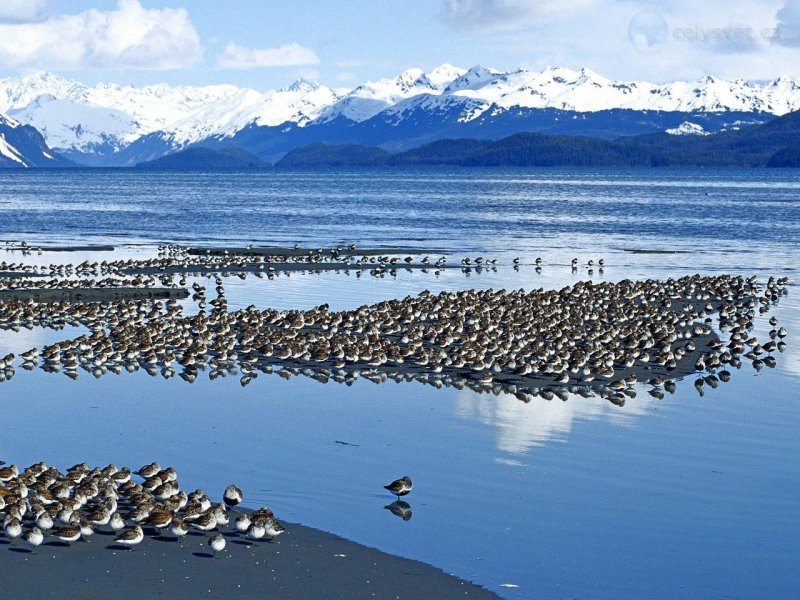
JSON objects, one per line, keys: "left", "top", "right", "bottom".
{"left": 1, "top": 510, "right": 499, "bottom": 599}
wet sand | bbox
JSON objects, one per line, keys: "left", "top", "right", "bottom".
{"left": 119, "top": 262, "right": 460, "bottom": 277}
{"left": 0, "top": 513, "right": 497, "bottom": 599}
{"left": 0, "top": 287, "right": 189, "bottom": 302}
{"left": 186, "top": 245, "right": 447, "bottom": 257}
{"left": 4, "top": 245, "right": 115, "bottom": 252}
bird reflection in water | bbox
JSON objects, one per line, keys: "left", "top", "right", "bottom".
{"left": 384, "top": 500, "right": 413, "bottom": 521}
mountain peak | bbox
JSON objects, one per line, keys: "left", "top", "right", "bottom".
{"left": 426, "top": 64, "right": 467, "bottom": 88}
{"left": 444, "top": 65, "right": 504, "bottom": 92}
{"left": 17, "top": 70, "right": 72, "bottom": 86}
{"left": 284, "top": 78, "right": 322, "bottom": 93}
{"left": 396, "top": 68, "right": 436, "bottom": 92}
{"left": 578, "top": 67, "right": 605, "bottom": 81}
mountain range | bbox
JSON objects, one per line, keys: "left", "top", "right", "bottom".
{"left": 2, "top": 65, "right": 800, "bottom": 167}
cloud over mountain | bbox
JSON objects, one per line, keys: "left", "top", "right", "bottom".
{"left": 217, "top": 42, "right": 320, "bottom": 69}
{"left": 440, "top": 0, "right": 598, "bottom": 31}
{"left": 775, "top": 0, "right": 800, "bottom": 48}
{"left": 0, "top": 0, "right": 51, "bottom": 24}
{"left": 0, "top": 0, "right": 201, "bottom": 70}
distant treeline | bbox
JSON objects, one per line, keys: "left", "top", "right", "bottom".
{"left": 275, "top": 109, "right": 800, "bottom": 168}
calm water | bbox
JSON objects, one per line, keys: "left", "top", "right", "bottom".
{"left": 1, "top": 168, "right": 798, "bottom": 598}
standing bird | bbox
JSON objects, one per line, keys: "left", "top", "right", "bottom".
{"left": 235, "top": 513, "right": 251, "bottom": 533}
{"left": 265, "top": 518, "right": 284, "bottom": 538}
{"left": 246, "top": 522, "right": 266, "bottom": 540}
{"left": 209, "top": 533, "right": 226, "bottom": 555}
{"left": 109, "top": 513, "right": 126, "bottom": 531}
{"left": 223, "top": 484, "right": 243, "bottom": 507}
{"left": 170, "top": 517, "right": 189, "bottom": 540}
{"left": 22, "top": 527, "right": 44, "bottom": 551}
{"left": 384, "top": 476, "right": 413, "bottom": 497}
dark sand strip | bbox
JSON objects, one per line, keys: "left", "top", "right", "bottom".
{"left": 621, "top": 248, "right": 692, "bottom": 254}
{"left": 4, "top": 245, "right": 115, "bottom": 252}
{"left": 0, "top": 518, "right": 497, "bottom": 599}
{"left": 0, "top": 272, "right": 50, "bottom": 279}
{"left": 186, "top": 246, "right": 447, "bottom": 257}
{"left": 120, "top": 262, "right": 460, "bottom": 277}
{"left": 0, "top": 287, "right": 189, "bottom": 302}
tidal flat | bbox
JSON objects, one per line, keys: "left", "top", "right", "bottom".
{"left": 0, "top": 167, "right": 798, "bottom": 598}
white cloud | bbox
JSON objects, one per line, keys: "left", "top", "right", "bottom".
{"left": 436, "top": 0, "right": 797, "bottom": 82}
{"left": 217, "top": 42, "right": 320, "bottom": 69}
{"left": 441, "top": 0, "right": 598, "bottom": 31}
{"left": 0, "top": 0, "right": 51, "bottom": 24}
{"left": 0, "top": 0, "right": 201, "bottom": 70}
{"left": 774, "top": 0, "right": 800, "bottom": 47}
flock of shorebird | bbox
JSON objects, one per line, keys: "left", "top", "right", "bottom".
{"left": 0, "top": 243, "right": 791, "bottom": 560}
{"left": 0, "top": 458, "right": 416, "bottom": 553}
{"left": 0, "top": 460, "right": 282, "bottom": 554}
{"left": 0, "top": 242, "right": 791, "bottom": 403}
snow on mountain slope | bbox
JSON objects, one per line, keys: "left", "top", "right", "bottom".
{"left": 364, "top": 65, "right": 800, "bottom": 128}
{"left": 317, "top": 67, "right": 456, "bottom": 122}
{"left": 426, "top": 64, "right": 468, "bottom": 88}
{"left": 168, "top": 80, "right": 344, "bottom": 144}
{"left": 1, "top": 65, "right": 799, "bottom": 159}
{"left": 0, "top": 72, "right": 344, "bottom": 153}
{"left": 0, "top": 114, "right": 26, "bottom": 166}
{"left": 0, "top": 110, "right": 71, "bottom": 168}
{"left": 434, "top": 67, "right": 800, "bottom": 118}
{"left": 8, "top": 94, "right": 139, "bottom": 152}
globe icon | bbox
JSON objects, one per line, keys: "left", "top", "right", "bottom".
{"left": 628, "top": 11, "right": 668, "bottom": 53}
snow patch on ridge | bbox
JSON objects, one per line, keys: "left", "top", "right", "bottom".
{"left": 666, "top": 121, "right": 711, "bottom": 136}
{"left": 0, "top": 133, "right": 27, "bottom": 166}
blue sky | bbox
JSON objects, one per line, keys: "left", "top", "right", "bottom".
{"left": 0, "top": 0, "right": 798, "bottom": 89}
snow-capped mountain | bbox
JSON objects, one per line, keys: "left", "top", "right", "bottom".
{"left": 317, "top": 65, "right": 467, "bottom": 122}
{"left": 0, "top": 71, "right": 346, "bottom": 159}
{"left": 1, "top": 65, "right": 799, "bottom": 165}
{"left": 0, "top": 111, "right": 71, "bottom": 168}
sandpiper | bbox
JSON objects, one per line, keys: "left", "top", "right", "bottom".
{"left": 190, "top": 511, "right": 217, "bottom": 532}
{"left": 22, "top": 526, "right": 44, "bottom": 551}
{"left": 109, "top": 513, "right": 126, "bottom": 531}
{"left": 4, "top": 516, "right": 23, "bottom": 540}
{"left": 35, "top": 512, "right": 54, "bottom": 531}
{"left": 134, "top": 462, "right": 161, "bottom": 479}
{"left": 170, "top": 517, "right": 189, "bottom": 539}
{"left": 221, "top": 485, "right": 243, "bottom": 508}
{"left": 235, "top": 513, "right": 251, "bottom": 533}
{"left": 246, "top": 522, "right": 266, "bottom": 540}
{"left": 115, "top": 525, "right": 144, "bottom": 548}
{"left": 265, "top": 518, "right": 284, "bottom": 538}
{"left": 143, "top": 508, "right": 173, "bottom": 533}
{"left": 87, "top": 506, "right": 111, "bottom": 527}
{"left": 384, "top": 476, "right": 413, "bottom": 497}
{"left": 209, "top": 533, "right": 226, "bottom": 555}
{"left": 51, "top": 524, "right": 82, "bottom": 543}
